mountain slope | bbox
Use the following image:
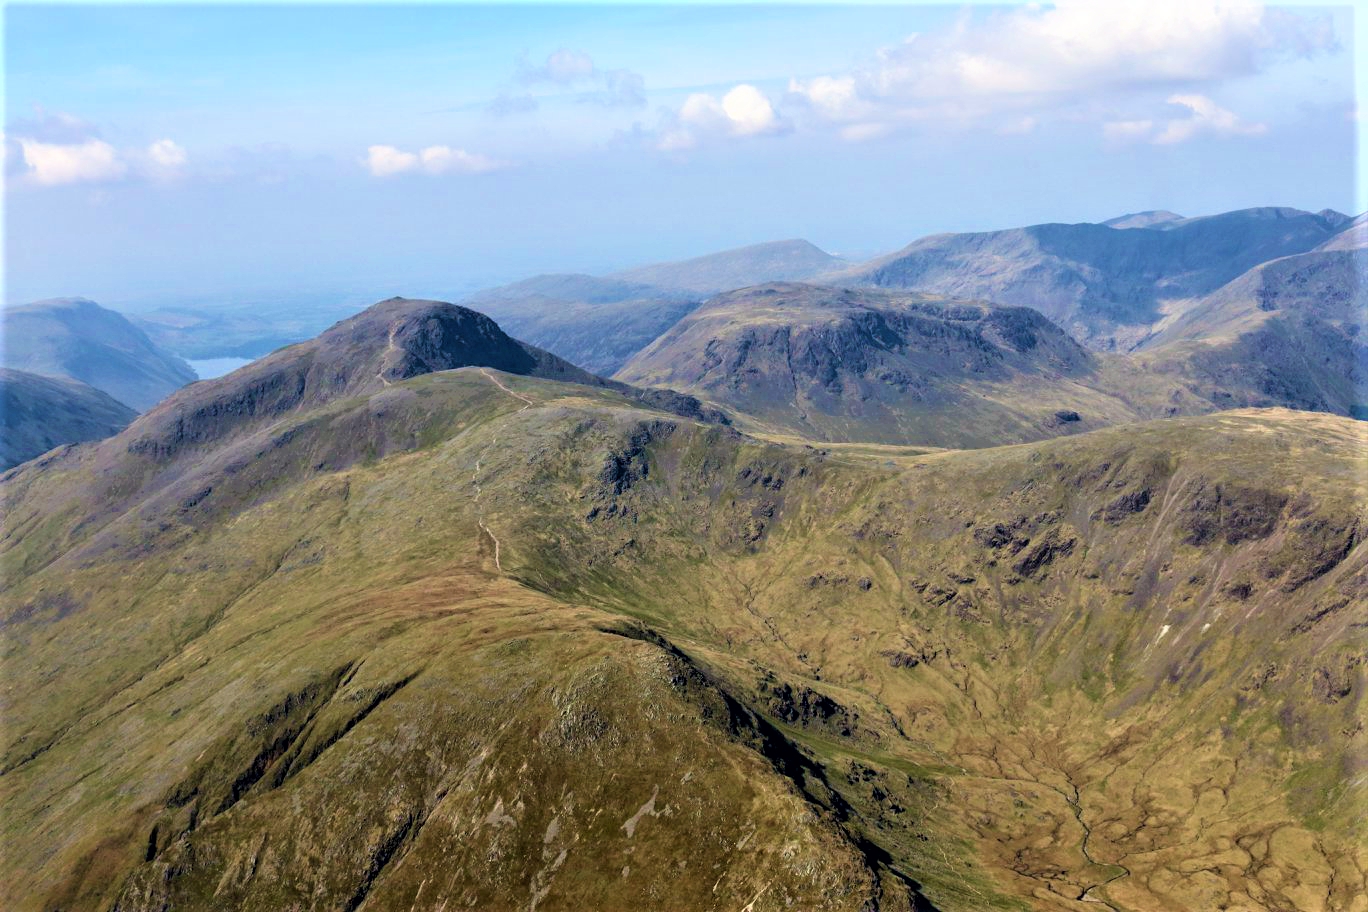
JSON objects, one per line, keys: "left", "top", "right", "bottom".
{"left": 2, "top": 332, "right": 1362, "bottom": 912}
{"left": 465, "top": 276, "right": 700, "bottom": 375}
{"left": 124, "top": 296, "right": 722, "bottom": 464}
{"left": 616, "top": 283, "right": 1215, "bottom": 448}
{"left": 611, "top": 238, "right": 844, "bottom": 293}
{"left": 3, "top": 298, "right": 197, "bottom": 411}
{"left": 464, "top": 239, "right": 845, "bottom": 375}
{"left": 1100, "top": 210, "right": 1184, "bottom": 229}
{"left": 1132, "top": 230, "right": 1366, "bottom": 417}
{"left": 850, "top": 207, "right": 1351, "bottom": 350}
{"left": 0, "top": 368, "right": 136, "bottom": 470}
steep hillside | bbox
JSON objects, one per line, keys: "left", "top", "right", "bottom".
{"left": 0, "top": 369, "right": 135, "bottom": 470}
{"left": 1133, "top": 233, "right": 1366, "bottom": 417}
{"left": 3, "top": 298, "right": 197, "bottom": 410}
{"left": 465, "top": 276, "right": 700, "bottom": 375}
{"left": 617, "top": 283, "right": 1214, "bottom": 448}
{"left": 2, "top": 327, "right": 1362, "bottom": 912}
{"left": 850, "top": 207, "right": 1351, "bottom": 350}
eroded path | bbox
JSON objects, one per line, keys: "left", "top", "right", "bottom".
{"left": 471, "top": 368, "right": 533, "bottom": 571}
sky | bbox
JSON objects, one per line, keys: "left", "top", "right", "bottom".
{"left": 3, "top": 1, "right": 1361, "bottom": 307}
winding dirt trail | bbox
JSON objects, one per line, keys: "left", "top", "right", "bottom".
{"left": 472, "top": 368, "right": 533, "bottom": 571}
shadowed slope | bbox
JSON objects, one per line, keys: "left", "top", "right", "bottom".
{"left": 0, "top": 369, "right": 136, "bottom": 470}
{"left": 1134, "top": 232, "right": 1366, "bottom": 416}
{"left": 465, "top": 277, "right": 701, "bottom": 375}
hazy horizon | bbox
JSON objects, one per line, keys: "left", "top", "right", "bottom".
{"left": 6, "top": 2, "right": 1361, "bottom": 307}
{"left": 3, "top": 200, "right": 1361, "bottom": 318}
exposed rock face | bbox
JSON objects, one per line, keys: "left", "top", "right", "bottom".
{"left": 3, "top": 297, "right": 196, "bottom": 411}
{"left": 1133, "top": 245, "right": 1368, "bottom": 418}
{"left": 618, "top": 283, "right": 1136, "bottom": 448}
{"left": 0, "top": 369, "right": 136, "bottom": 470}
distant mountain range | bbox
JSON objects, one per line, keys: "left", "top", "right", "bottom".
{"left": 845, "top": 206, "right": 1355, "bottom": 351}
{"left": 3, "top": 298, "right": 196, "bottom": 410}
{"left": 609, "top": 238, "right": 844, "bottom": 293}
{"left": 6, "top": 206, "right": 1362, "bottom": 469}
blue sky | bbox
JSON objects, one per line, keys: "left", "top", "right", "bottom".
{"left": 4, "top": 2, "right": 1360, "bottom": 306}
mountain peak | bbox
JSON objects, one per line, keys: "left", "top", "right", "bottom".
{"left": 1100, "top": 210, "right": 1184, "bottom": 229}
{"left": 122, "top": 296, "right": 722, "bottom": 462}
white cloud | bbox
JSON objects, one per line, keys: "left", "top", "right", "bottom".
{"left": 788, "top": 0, "right": 1333, "bottom": 140}
{"left": 720, "top": 85, "right": 782, "bottom": 135}
{"left": 365, "top": 144, "right": 418, "bottom": 177}
{"left": 661, "top": 84, "right": 784, "bottom": 150}
{"left": 840, "top": 123, "right": 892, "bottom": 143}
{"left": 365, "top": 144, "right": 504, "bottom": 176}
{"left": 788, "top": 75, "right": 864, "bottom": 122}
{"left": 17, "top": 138, "right": 126, "bottom": 185}
{"left": 418, "top": 145, "right": 503, "bottom": 174}
{"left": 1153, "top": 94, "right": 1267, "bottom": 144}
{"left": 147, "top": 138, "right": 187, "bottom": 168}
{"left": 497, "top": 49, "right": 646, "bottom": 114}
{"left": 1100, "top": 94, "right": 1266, "bottom": 144}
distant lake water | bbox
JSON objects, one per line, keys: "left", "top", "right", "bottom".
{"left": 187, "top": 357, "right": 253, "bottom": 379}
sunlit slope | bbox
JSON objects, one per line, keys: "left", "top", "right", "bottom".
{"left": 2, "top": 356, "right": 1363, "bottom": 911}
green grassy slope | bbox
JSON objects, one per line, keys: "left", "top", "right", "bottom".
{"left": 3, "top": 359, "right": 1363, "bottom": 911}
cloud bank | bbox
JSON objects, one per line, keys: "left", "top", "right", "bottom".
{"left": 786, "top": 0, "right": 1332, "bottom": 141}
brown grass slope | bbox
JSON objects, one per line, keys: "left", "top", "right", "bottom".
{"left": 2, "top": 311, "right": 1363, "bottom": 912}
